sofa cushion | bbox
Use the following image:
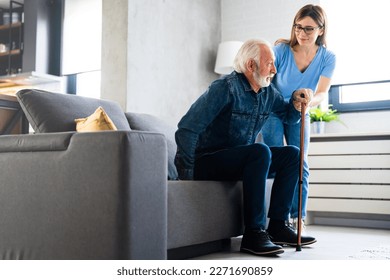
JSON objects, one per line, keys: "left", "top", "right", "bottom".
{"left": 75, "top": 106, "right": 118, "bottom": 132}
{"left": 16, "top": 89, "right": 130, "bottom": 133}
{"left": 125, "top": 112, "right": 178, "bottom": 180}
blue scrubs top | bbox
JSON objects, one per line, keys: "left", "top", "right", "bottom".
{"left": 272, "top": 43, "right": 336, "bottom": 99}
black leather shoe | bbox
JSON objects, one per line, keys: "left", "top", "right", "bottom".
{"left": 267, "top": 222, "right": 317, "bottom": 247}
{"left": 240, "top": 229, "right": 284, "bottom": 256}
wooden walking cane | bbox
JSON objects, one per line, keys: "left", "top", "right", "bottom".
{"left": 296, "top": 94, "right": 306, "bottom": 252}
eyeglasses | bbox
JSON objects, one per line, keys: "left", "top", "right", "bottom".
{"left": 293, "top": 24, "right": 322, "bottom": 35}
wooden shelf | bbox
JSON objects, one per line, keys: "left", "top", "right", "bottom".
{"left": 0, "top": 2, "right": 24, "bottom": 80}
{"left": 0, "top": 49, "right": 21, "bottom": 57}
{"left": 0, "top": 22, "right": 22, "bottom": 31}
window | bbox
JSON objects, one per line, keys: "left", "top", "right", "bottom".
{"left": 75, "top": 71, "right": 101, "bottom": 99}
{"left": 62, "top": 0, "right": 102, "bottom": 75}
{"left": 329, "top": 81, "right": 390, "bottom": 112}
{"left": 321, "top": 0, "right": 390, "bottom": 111}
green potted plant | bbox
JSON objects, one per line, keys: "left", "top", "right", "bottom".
{"left": 309, "top": 105, "right": 342, "bottom": 134}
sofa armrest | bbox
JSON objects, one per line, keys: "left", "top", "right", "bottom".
{"left": 0, "top": 131, "right": 167, "bottom": 259}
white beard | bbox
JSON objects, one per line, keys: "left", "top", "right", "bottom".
{"left": 259, "top": 76, "right": 271, "bottom": 88}
{"left": 254, "top": 71, "right": 272, "bottom": 88}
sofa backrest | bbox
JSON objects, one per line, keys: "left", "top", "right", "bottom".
{"left": 125, "top": 112, "right": 178, "bottom": 180}
{"left": 16, "top": 88, "right": 178, "bottom": 180}
{"left": 16, "top": 89, "right": 131, "bottom": 133}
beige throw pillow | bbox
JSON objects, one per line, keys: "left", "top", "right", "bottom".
{"left": 75, "top": 106, "right": 118, "bottom": 132}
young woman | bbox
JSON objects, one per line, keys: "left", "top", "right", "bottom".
{"left": 261, "top": 4, "right": 336, "bottom": 230}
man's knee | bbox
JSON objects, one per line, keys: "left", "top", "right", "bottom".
{"left": 284, "top": 145, "right": 300, "bottom": 163}
{"left": 250, "top": 143, "right": 272, "bottom": 162}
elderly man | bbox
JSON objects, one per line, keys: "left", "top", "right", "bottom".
{"left": 174, "top": 39, "right": 316, "bottom": 256}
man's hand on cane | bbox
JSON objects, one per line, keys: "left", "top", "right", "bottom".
{"left": 292, "top": 89, "right": 313, "bottom": 112}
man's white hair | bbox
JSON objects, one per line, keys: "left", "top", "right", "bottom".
{"left": 233, "top": 39, "right": 273, "bottom": 73}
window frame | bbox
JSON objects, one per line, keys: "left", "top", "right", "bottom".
{"left": 329, "top": 80, "right": 390, "bottom": 113}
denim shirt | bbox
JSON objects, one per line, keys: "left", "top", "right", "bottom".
{"left": 175, "top": 71, "right": 300, "bottom": 180}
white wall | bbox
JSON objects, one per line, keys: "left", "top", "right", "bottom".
{"left": 220, "top": 0, "right": 390, "bottom": 135}
{"left": 101, "top": 0, "right": 221, "bottom": 126}
{"left": 221, "top": 0, "right": 318, "bottom": 44}
{"left": 325, "top": 111, "right": 390, "bottom": 134}
{"left": 101, "top": 0, "right": 128, "bottom": 111}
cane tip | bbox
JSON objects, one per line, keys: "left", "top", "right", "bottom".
{"left": 296, "top": 245, "right": 302, "bottom": 252}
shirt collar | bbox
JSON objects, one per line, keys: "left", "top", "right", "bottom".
{"left": 235, "top": 71, "right": 266, "bottom": 95}
{"left": 236, "top": 71, "right": 254, "bottom": 92}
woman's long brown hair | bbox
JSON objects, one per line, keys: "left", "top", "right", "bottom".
{"left": 275, "top": 4, "right": 328, "bottom": 48}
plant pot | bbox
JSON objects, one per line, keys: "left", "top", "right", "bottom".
{"left": 311, "top": 121, "right": 325, "bottom": 134}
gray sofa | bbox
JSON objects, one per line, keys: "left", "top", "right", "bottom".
{"left": 0, "top": 89, "right": 250, "bottom": 260}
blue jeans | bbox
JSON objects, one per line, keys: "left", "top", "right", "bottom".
{"left": 194, "top": 143, "right": 299, "bottom": 230}
{"left": 260, "top": 113, "right": 310, "bottom": 219}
